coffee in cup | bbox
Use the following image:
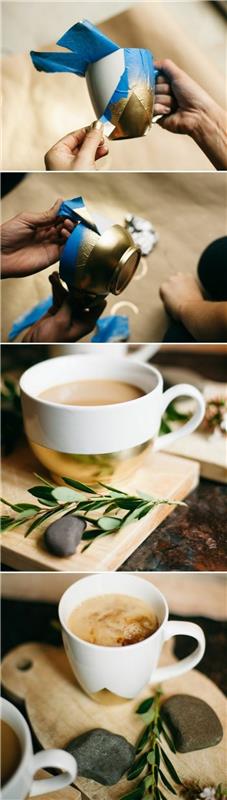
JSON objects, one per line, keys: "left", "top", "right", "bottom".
{"left": 1, "top": 719, "right": 21, "bottom": 789}
{"left": 39, "top": 379, "right": 144, "bottom": 406}
{"left": 68, "top": 593, "right": 159, "bottom": 647}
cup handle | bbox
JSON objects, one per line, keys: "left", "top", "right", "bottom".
{"left": 153, "top": 382, "right": 205, "bottom": 451}
{"left": 30, "top": 749, "right": 77, "bottom": 797}
{"left": 149, "top": 621, "right": 205, "bottom": 684}
{"left": 129, "top": 345, "right": 155, "bottom": 362}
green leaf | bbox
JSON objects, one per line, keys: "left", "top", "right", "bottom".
{"left": 1, "top": 515, "right": 15, "bottom": 531}
{"left": 76, "top": 499, "right": 109, "bottom": 512}
{"left": 14, "top": 509, "right": 37, "bottom": 520}
{"left": 137, "top": 697, "right": 154, "bottom": 715}
{"left": 160, "top": 748, "right": 181, "bottom": 785}
{"left": 154, "top": 743, "right": 160, "bottom": 767}
{"left": 115, "top": 498, "right": 144, "bottom": 511}
{"left": 120, "top": 784, "right": 144, "bottom": 800}
{"left": 127, "top": 753, "right": 147, "bottom": 780}
{"left": 34, "top": 498, "right": 58, "bottom": 508}
{"left": 159, "top": 791, "right": 168, "bottom": 800}
{"left": 62, "top": 477, "right": 96, "bottom": 494}
{"left": 160, "top": 721, "right": 176, "bottom": 753}
{"left": 82, "top": 528, "right": 101, "bottom": 541}
{"left": 1, "top": 497, "right": 21, "bottom": 512}
{"left": 14, "top": 503, "right": 40, "bottom": 512}
{"left": 166, "top": 402, "right": 190, "bottom": 422}
{"left": 24, "top": 509, "right": 58, "bottom": 537}
{"left": 97, "top": 516, "right": 122, "bottom": 531}
{"left": 147, "top": 751, "right": 155, "bottom": 765}
{"left": 136, "top": 725, "right": 150, "bottom": 753}
{"left": 51, "top": 486, "right": 82, "bottom": 503}
{"left": 28, "top": 486, "right": 56, "bottom": 500}
{"left": 159, "top": 420, "right": 172, "bottom": 435}
{"left": 144, "top": 774, "right": 154, "bottom": 789}
{"left": 121, "top": 505, "right": 149, "bottom": 527}
{"left": 159, "top": 768, "right": 177, "bottom": 795}
{"left": 98, "top": 482, "right": 128, "bottom": 496}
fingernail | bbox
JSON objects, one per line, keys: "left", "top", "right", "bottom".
{"left": 91, "top": 120, "right": 104, "bottom": 131}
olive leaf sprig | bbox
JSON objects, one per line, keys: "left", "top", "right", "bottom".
{"left": 120, "top": 690, "right": 182, "bottom": 800}
{"left": 0, "top": 474, "right": 186, "bottom": 549}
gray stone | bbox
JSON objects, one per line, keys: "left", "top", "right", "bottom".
{"left": 44, "top": 515, "right": 86, "bottom": 557}
{"left": 66, "top": 728, "right": 135, "bottom": 785}
{"left": 162, "top": 694, "right": 223, "bottom": 752}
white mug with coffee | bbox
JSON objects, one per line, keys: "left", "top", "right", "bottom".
{"left": 20, "top": 354, "right": 205, "bottom": 485}
{"left": 59, "top": 574, "right": 206, "bottom": 699}
{"left": 0, "top": 698, "right": 76, "bottom": 799}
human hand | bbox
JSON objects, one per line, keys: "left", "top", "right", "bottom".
{"left": 1, "top": 199, "right": 75, "bottom": 279}
{"left": 22, "top": 272, "right": 106, "bottom": 342}
{"left": 45, "top": 124, "right": 109, "bottom": 171}
{"left": 154, "top": 59, "right": 227, "bottom": 170}
{"left": 154, "top": 59, "right": 216, "bottom": 135}
{"left": 159, "top": 272, "right": 203, "bottom": 322}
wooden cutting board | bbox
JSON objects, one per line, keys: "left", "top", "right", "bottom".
{"left": 1, "top": 642, "right": 226, "bottom": 799}
{"left": 1, "top": 443, "right": 199, "bottom": 572}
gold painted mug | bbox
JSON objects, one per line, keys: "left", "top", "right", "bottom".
{"left": 20, "top": 354, "right": 205, "bottom": 486}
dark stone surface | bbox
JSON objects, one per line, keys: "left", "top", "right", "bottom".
{"left": 66, "top": 728, "right": 135, "bottom": 785}
{"left": 120, "top": 480, "right": 227, "bottom": 572}
{"left": 162, "top": 694, "right": 223, "bottom": 752}
{"left": 44, "top": 515, "right": 86, "bottom": 557}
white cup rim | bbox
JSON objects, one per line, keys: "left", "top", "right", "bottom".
{"left": 19, "top": 355, "right": 162, "bottom": 412}
{"left": 1, "top": 698, "right": 32, "bottom": 794}
{"left": 58, "top": 575, "right": 169, "bottom": 653}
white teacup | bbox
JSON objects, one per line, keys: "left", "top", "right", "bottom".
{"left": 20, "top": 355, "right": 205, "bottom": 485}
{"left": 0, "top": 698, "right": 76, "bottom": 799}
{"left": 59, "top": 574, "right": 206, "bottom": 699}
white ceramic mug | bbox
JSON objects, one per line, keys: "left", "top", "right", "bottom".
{"left": 0, "top": 698, "right": 77, "bottom": 799}
{"left": 59, "top": 574, "right": 206, "bottom": 699}
{"left": 20, "top": 355, "right": 205, "bottom": 484}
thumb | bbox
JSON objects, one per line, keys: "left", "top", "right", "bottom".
{"left": 49, "top": 271, "right": 67, "bottom": 311}
{"left": 34, "top": 198, "right": 63, "bottom": 227}
{"left": 76, "top": 124, "right": 104, "bottom": 168}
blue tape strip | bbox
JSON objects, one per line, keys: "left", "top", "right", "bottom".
{"left": 59, "top": 223, "right": 85, "bottom": 287}
{"left": 58, "top": 197, "right": 98, "bottom": 233}
{"left": 92, "top": 315, "right": 129, "bottom": 342}
{"left": 58, "top": 19, "right": 119, "bottom": 65}
{"left": 8, "top": 296, "right": 52, "bottom": 341}
{"left": 31, "top": 19, "right": 119, "bottom": 77}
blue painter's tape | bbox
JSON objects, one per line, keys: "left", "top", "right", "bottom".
{"left": 31, "top": 20, "right": 119, "bottom": 77}
{"left": 58, "top": 19, "right": 119, "bottom": 67}
{"left": 59, "top": 223, "right": 85, "bottom": 287}
{"left": 30, "top": 51, "right": 87, "bottom": 76}
{"left": 92, "top": 315, "right": 129, "bottom": 342}
{"left": 8, "top": 296, "right": 52, "bottom": 341}
{"left": 58, "top": 197, "right": 98, "bottom": 232}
